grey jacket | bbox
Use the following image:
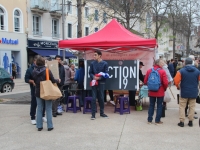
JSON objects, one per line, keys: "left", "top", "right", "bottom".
{"left": 64, "top": 65, "right": 76, "bottom": 85}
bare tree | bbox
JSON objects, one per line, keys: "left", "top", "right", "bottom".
{"left": 167, "top": 0, "right": 185, "bottom": 59}
{"left": 92, "top": 0, "right": 150, "bottom": 31}
{"left": 180, "top": 0, "right": 200, "bottom": 56}
{"left": 148, "top": 0, "right": 174, "bottom": 39}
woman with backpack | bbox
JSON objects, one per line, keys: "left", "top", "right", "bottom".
{"left": 144, "top": 59, "right": 168, "bottom": 125}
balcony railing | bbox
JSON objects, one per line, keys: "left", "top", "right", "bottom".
{"left": 33, "top": 31, "right": 43, "bottom": 36}
{"left": 50, "top": 2, "right": 61, "bottom": 12}
{"left": 30, "top": 0, "right": 50, "bottom": 11}
{"left": 52, "top": 33, "right": 60, "bottom": 38}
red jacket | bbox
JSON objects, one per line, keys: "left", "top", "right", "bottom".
{"left": 144, "top": 65, "right": 168, "bottom": 97}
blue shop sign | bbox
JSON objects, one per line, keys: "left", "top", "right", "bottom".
{"left": 28, "top": 39, "right": 58, "bottom": 49}
{"left": 0, "top": 38, "right": 19, "bottom": 45}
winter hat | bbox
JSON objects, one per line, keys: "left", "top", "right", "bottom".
{"left": 185, "top": 57, "right": 193, "bottom": 65}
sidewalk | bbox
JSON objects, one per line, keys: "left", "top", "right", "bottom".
{"left": 0, "top": 86, "right": 200, "bottom": 150}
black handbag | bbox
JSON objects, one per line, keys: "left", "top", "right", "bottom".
{"left": 196, "top": 93, "right": 200, "bottom": 104}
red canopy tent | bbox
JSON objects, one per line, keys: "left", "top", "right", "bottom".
{"left": 59, "top": 19, "right": 157, "bottom": 52}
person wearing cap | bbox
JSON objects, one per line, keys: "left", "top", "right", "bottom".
{"left": 174, "top": 57, "right": 200, "bottom": 127}
{"left": 129, "top": 61, "right": 144, "bottom": 106}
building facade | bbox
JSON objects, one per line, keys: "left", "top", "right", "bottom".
{"left": 0, "top": 0, "right": 27, "bottom": 78}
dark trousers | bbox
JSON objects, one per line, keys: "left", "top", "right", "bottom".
{"left": 30, "top": 88, "right": 45, "bottom": 120}
{"left": 148, "top": 97, "right": 164, "bottom": 122}
{"left": 91, "top": 83, "right": 105, "bottom": 115}
{"left": 104, "top": 90, "right": 114, "bottom": 102}
{"left": 64, "top": 85, "right": 69, "bottom": 104}
{"left": 52, "top": 86, "right": 62, "bottom": 114}
{"left": 129, "top": 90, "right": 136, "bottom": 106}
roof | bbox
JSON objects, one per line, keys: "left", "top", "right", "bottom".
{"left": 59, "top": 19, "right": 157, "bottom": 52}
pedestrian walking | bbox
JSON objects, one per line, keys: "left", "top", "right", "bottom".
{"left": 174, "top": 57, "right": 200, "bottom": 127}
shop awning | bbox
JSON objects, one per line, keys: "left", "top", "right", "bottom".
{"left": 30, "top": 49, "right": 76, "bottom": 58}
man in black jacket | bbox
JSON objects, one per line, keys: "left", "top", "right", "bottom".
{"left": 24, "top": 55, "right": 46, "bottom": 125}
{"left": 129, "top": 61, "right": 144, "bottom": 106}
{"left": 52, "top": 55, "right": 65, "bottom": 117}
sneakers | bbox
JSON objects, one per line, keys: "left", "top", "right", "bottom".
{"left": 100, "top": 114, "right": 109, "bottom": 118}
{"left": 57, "top": 105, "right": 64, "bottom": 113}
{"left": 110, "top": 100, "right": 115, "bottom": 106}
{"left": 194, "top": 116, "right": 198, "bottom": 119}
{"left": 178, "top": 122, "right": 184, "bottom": 127}
{"left": 188, "top": 121, "right": 193, "bottom": 127}
{"left": 91, "top": 115, "right": 96, "bottom": 120}
{"left": 31, "top": 120, "right": 36, "bottom": 125}
{"left": 147, "top": 122, "right": 152, "bottom": 124}
{"left": 42, "top": 117, "right": 47, "bottom": 123}
{"left": 155, "top": 121, "right": 163, "bottom": 125}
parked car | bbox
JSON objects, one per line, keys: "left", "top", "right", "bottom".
{"left": 0, "top": 68, "right": 15, "bottom": 93}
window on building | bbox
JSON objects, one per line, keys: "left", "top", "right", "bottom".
{"left": 103, "top": 12, "right": 107, "bottom": 23}
{"left": 0, "top": 8, "right": 5, "bottom": 30}
{"left": 85, "top": 7, "right": 89, "bottom": 18}
{"left": 14, "top": 10, "right": 20, "bottom": 32}
{"left": 85, "top": 27, "right": 89, "bottom": 36}
{"left": 52, "top": 19, "right": 59, "bottom": 38}
{"left": 94, "top": 10, "right": 99, "bottom": 21}
{"left": 68, "top": 23, "right": 72, "bottom": 38}
{"left": 33, "top": 15, "right": 41, "bottom": 36}
{"left": 94, "top": 27, "right": 98, "bottom": 32}
{"left": 67, "top": 1, "right": 72, "bottom": 14}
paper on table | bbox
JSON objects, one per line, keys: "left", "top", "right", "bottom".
{"left": 46, "top": 60, "right": 59, "bottom": 79}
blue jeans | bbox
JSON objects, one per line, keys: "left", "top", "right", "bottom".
{"left": 36, "top": 97, "right": 53, "bottom": 129}
{"left": 30, "top": 87, "right": 45, "bottom": 120}
{"left": 148, "top": 97, "right": 164, "bottom": 122}
{"left": 91, "top": 83, "right": 105, "bottom": 115}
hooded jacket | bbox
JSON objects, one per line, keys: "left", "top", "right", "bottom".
{"left": 144, "top": 65, "right": 168, "bottom": 97}
{"left": 174, "top": 65, "right": 200, "bottom": 98}
{"left": 32, "top": 66, "right": 58, "bottom": 98}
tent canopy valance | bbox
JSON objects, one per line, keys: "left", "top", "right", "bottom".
{"left": 59, "top": 19, "right": 157, "bottom": 52}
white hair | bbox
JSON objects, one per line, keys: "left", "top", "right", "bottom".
{"left": 189, "top": 55, "right": 195, "bottom": 60}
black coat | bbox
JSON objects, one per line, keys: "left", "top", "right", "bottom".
{"left": 32, "top": 66, "right": 58, "bottom": 98}
{"left": 58, "top": 64, "right": 65, "bottom": 87}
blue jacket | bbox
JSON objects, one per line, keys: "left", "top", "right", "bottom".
{"left": 89, "top": 60, "right": 108, "bottom": 83}
{"left": 179, "top": 65, "right": 200, "bottom": 98}
{"left": 75, "top": 67, "right": 85, "bottom": 88}
{"left": 24, "top": 64, "right": 35, "bottom": 94}
{"left": 168, "top": 63, "right": 174, "bottom": 77}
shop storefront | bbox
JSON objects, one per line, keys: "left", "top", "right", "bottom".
{"left": 0, "top": 32, "right": 27, "bottom": 79}
{"left": 27, "top": 39, "right": 76, "bottom": 65}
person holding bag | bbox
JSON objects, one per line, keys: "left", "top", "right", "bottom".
{"left": 32, "top": 56, "right": 60, "bottom": 131}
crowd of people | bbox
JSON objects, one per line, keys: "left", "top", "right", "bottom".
{"left": 25, "top": 51, "right": 200, "bottom": 131}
